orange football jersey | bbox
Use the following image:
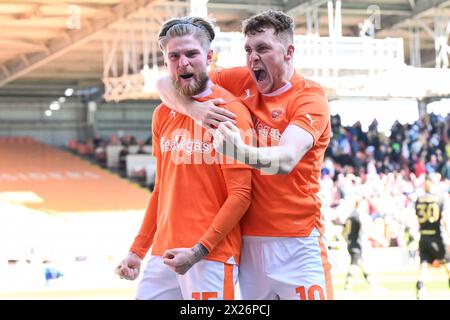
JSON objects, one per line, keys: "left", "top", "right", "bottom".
{"left": 131, "top": 84, "right": 253, "bottom": 264}
{"left": 210, "top": 67, "right": 331, "bottom": 237}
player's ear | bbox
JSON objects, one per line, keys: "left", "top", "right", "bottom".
{"left": 286, "top": 44, "right": 294, "bottom": 62}
{"left": 206, "top": 49, "right": 214, "bottom": 66}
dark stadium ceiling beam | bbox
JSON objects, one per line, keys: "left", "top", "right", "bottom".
{"left": 377, "top": 0, "right": 450, "bottom": 33}
{"left": 0, "top": 0, "right": 156, "bottom": 88}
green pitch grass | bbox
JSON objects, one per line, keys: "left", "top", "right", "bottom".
{"left": 0, "top": 287, "right": 135, "bottom": 300}
{"left": 332, "top": 265, "right": 449, "bottom": 300}
{"left": 0, "top": 266, "right": 448, "bottom": 300}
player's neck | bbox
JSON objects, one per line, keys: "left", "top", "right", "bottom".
{"left": 192, "top": 80, "right": 213, "bottom": 99}
{"left": 263, "top": 81, "right": 292, "bottom": 97}
{"left": 263, "top": 65, "right": 295, "bottom": 97}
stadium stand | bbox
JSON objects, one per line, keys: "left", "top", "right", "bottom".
{"left": 0, "top": 137, "right": 150, "bottom": 295}
{"left": 0, "top": 137, "right": 150, "bottom": 212}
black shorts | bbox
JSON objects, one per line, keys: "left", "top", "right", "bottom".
{"left": 347, "top": 245, "right": 362, "bottom": 265}
{"left": 419, "top": 240, "right": 449, "bottom": 264}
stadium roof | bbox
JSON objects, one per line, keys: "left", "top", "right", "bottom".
{"left": 0, "top": 0, "right": 449, "bottom": 96}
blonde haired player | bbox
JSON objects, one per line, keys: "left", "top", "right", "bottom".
{"left": 157, "top": 10, "right": 333, "bottom": 300}
{"left": 115, "top": 16, "right": 253, "bottom": 300}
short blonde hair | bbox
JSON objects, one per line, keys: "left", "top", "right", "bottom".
{"left": 158, "top": 16, "right": 215, "bottom": 52}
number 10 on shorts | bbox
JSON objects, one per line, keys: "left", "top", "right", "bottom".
{"left": 296, "top": 285, "right": 325, "bottom": 300}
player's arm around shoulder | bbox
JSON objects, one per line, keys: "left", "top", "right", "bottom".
{"left": 209, "top": 66, "right": 248, "bottom": 86}
{"left": 155, "top": 76, "right": 235, "bottom": 129}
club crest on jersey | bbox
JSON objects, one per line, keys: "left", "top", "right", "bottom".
{"left": 271, "top": 108, "right": 283, "bottom": 120}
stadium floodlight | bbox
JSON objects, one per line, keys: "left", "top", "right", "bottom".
{"left": 64, "top": 88, "right": 74, "bottom": 97}
{"left": 45, "top": 110, "right": 52, "bottom": 117}
{"left": 58, "top": 97, "right": 66, "bottom": 103}
{"left": 49, "top": 102, "right": 60, "bottom": 111}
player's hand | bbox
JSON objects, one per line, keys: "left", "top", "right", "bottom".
{"left": 213, "top": 121, "right": 245, "bottom": 158}
{"left": 188, "top": 98, "right": 236, "bottom": 130}
{"left": 115, "top": 252, "right": 142, "bottom": 281}
{"left": 162, "top": 244, "right": 208, "bottom": 275}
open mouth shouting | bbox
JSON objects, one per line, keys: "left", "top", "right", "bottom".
{"left": 251, "top": 65, "right": 274, "bottom": 94}
{"left": 179, "top": 73, "right": 195, "bottom": 82}
{"left": 253, "top": 68, "right": 267, "bottom": 82}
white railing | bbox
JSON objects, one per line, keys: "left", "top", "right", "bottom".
{"left": 212, "top": 32, "right": 246, "bottom": 68}
{"left": 212, "top": 33, "right": 405, "bottom": 70}
{"left": 103, "top": 32, "right": 450, "bottom": 100}
{"left": 293, "top": 36, "right": 404, "bottom": 70}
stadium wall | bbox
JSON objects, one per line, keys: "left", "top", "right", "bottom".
{"left": 0, "top": 97, "right": 160, "bottom": 146}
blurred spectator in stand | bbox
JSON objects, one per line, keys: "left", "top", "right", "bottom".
{"left": 415, "top": 155, "right": 427, "bottom": 177}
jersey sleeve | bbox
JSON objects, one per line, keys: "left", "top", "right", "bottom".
{"left": 151, "top": 105, "right": 163, "bottom": 158}
{"left": 198, "top": 167, "right": 251, "bottom": 252}
{"left": 129, "top": 107, "right": 163, "bottom": 259}
{"left": 208, "top": 67, "right": 248, "bottom": 97}
{"left": 287, "top": 91, "right": 330, "bottom": 146}
{"left": 129, "top": 170, "right": 160, "bottom": 259}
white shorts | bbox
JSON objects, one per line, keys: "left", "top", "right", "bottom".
{"left": 239, "top": 232, "right": 333, "bottom": 300}
{"left": 136, "top": 255, "right": 238, "bottom": 300}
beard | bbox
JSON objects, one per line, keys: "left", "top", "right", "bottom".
{"left": 172, "top": 71, "right": 209, "bottom": 97}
